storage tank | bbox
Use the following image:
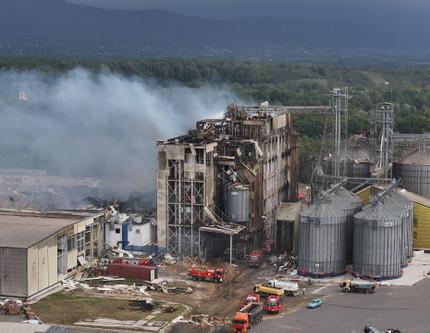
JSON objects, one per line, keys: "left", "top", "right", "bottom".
{"left": 321, "top": 145, "right": 371, "bottom": 177}
{"left": 298, "top": 187, "right": 354, "bottom": 277}
{"left": 385, "top": 192, "right": 414, "bottom": 263}
{"left": 393, "top": 148, "right": 430, "bottom": 199}
{"left": 331, "top": 187, "right": 363, "bottom": 263}
{"left": 224, "top": 183, "right": 250, "bottom": 223}
{"left": 353, "top": 201, "right": 403, "bottom": 279}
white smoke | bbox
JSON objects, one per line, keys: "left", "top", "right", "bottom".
{"left": 0, "top": 68, "right": 244, "bottom": 195}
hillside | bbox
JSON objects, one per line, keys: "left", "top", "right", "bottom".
{"left": 0, "top": 0, "right": 426, "bottom": 59}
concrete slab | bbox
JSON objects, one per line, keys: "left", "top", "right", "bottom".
{"left": 0, "top": 322, "right": 52, "bottom": 333}
{"left": 382, "top": 251, "right": 430, "bottom": 286}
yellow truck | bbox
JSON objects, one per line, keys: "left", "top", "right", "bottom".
{"left": 253, "top": 283, "right": 284, "bottom": 297}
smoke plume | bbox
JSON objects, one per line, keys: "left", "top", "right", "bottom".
{"left": 0, "top": 69, "right": 243, "bottom": 196}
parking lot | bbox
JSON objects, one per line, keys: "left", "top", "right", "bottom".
{"left": 254, "top": 278, "right": 430, "bottom": 333}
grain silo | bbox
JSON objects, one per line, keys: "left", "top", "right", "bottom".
{"left": 353, "top": 198, "right": 403, "bottom": 279}
{"left": 298, "top": 184, "right": 358, "bottom": 277}
{"left": 331, "top": 187, "right": 363, "bottom": 263}
{"left": 393, "top": 147, "right": 430, "bottom": 199}
{"left": 384, "top": 192, "right": 414, "bottom": 266}
{"left": 318, "top": 144, "right": 371, "bottom": 191}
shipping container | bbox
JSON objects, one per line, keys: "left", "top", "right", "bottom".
{"left": 107, "top": 264, "right": 157, "bottom": 281}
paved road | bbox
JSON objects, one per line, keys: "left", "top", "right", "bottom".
{"left": 254, "top": 278, "right": 430, "bottom": 333}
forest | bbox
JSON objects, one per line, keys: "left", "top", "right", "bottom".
{"left": 2, "top": 57, "right": 430, "bottom": 178}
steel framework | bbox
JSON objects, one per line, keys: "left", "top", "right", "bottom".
{"left": 166, "top": 159, "right": 205, "bottom": 257}
{"left": 331, "top": 87, "right": 349, "bottom": 177}
{"left": 375, "top": 102, "right": 394, "bottom": 178}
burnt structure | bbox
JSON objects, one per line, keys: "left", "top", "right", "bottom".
{"left": 156, "top": 104, "right": 299, "bottom": 258}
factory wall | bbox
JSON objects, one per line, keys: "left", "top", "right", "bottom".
{"left": 27, "top": 235, "right": 58, "bottom": 297}
{"left": 413, "top": 202, "right": 430, "bottom": 249}
{"left": 0, "top": 248, "right": 27, "bottom": 297}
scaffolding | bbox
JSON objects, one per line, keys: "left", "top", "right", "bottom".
{"left": 331, "top": 87, "right": 349, "bottom": 177}
{"left": 166, "top": 158, "right": 205, "bottom": 257}
{"left": 374, "top": 102, "right": 394, "bottom": 178}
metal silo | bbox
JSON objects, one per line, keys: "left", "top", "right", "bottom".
{"left": 319, "top": 145, "right": 370, "bottom": 190}
{"left": 332, "top": 187, "right": 363, "bottom": 263}
{"left": 224, "top": 183, "right": 250, "bottom": 223}
{"left": 347, "top": 145, "right": 371, "bottom": 179}
{"left": 393, "top": 148, "right": 430, "bottom": 199}
{"left": 382, "top": 192, "right": 412, "bottom": 267}
{"left": 298, "top": 185, "right": 353, "bottom": 277}
{"left": 353, "top": 200, "right": 403, "bottom": 279}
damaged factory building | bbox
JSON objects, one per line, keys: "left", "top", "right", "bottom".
{"left": 157, "top": 104, "right": 299, "bottom": 260}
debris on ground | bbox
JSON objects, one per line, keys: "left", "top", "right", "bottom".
{"left": 0, "top": 299, "right": 23, "bottom": 315}
{"left": 163, "top": 254, "right": 176, "bottom": 265}
{"left": 128, "top": 298, "right": 155, "bottom": 311}
{"left": 175, "top": 314, "right": 228, "bottom": 328}
{"left": 0, "top": 299, "right": 38, "bottom": 321}
{"left": 269, "top": 254, "right": 297, "bottom": 273}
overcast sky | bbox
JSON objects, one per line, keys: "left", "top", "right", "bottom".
{"left": 68, "top": 0, "right": 430, "bottom": 20}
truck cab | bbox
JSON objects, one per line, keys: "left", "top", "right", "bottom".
{"left": 247, "top": 251, "right": 263, "bottom": 267}
{"left": 213, "top": 268, "right": 225, "bottom": 282}
{"left": 264, "top": 295, "right": 283, "bottom": 313}
{"left": 232, "top": 312, "right": 249, "bottom": 333}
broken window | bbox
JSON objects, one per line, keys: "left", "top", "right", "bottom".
{"left": 85, "top": 228, "right": 91, "bottom": 244}
{"left": 195, "top": 149, "right": 205, "bottom": 164}
{"left": 67, "top": 235, "right": 76, "bottom": 251}
{"left": 206, "top": 152, "right": 213, "bottom": 166}
{"left": 77, "top": 231, "right": 85, "bottom": 252}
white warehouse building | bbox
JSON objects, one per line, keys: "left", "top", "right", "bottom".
{"left": 0, "top": 210, "right": 105, "bottom": 298}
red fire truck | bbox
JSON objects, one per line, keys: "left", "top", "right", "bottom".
{"left": 188, "top": 266, "right": 225, "bottom": 283}
{"left": 263, "top": 295, "right": 283, "bottom": 314}
{"left": 239, "top": 294, "right": 261, "bottom": 309}
{"left": 246, "top": 251, "right": 263, "bottom": 267}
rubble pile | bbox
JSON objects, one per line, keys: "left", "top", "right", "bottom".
{"left": 269, "top": 254, "right": 298, "bottom": 274}
{"left": 0, "top": 299, "right": 23, "bottom": 315}
{"left": 0, "top": 299, "right": 37, "bottom": 320}
{"left": 176, "top": 314, "right": 228, "bottom": 328}
{"left": 160, "top": 255, "right": 198, "bottom": 275}
{"left": 63, "top": 274, "right": 193, "bottom": 296}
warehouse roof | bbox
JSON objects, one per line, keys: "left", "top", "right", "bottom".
{"left": 397, "top": 188, "right": 430, "bottom": 208}
{"left": 0, "top": 210, "right": 99, "bottom": 249}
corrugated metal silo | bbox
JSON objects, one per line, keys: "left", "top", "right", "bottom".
{"left": 332, "top": 187, "right": 363, "bottom": 263}
{"left": 393, "top": 148, "right": 430, "bottom": 199}
{"left": 299, "top": 186, "right": 357, "bottom": 277}
{"left": 353, "top": 201, "right": 403, "bottom": 279}
{"left": 224, "top": 183, "right": 250, "bottom": 223}
{"left": 318, "top": 145, "right": 371, "bottom": 190}
{"left": 382, "top": 193, "right": 412, "bottom": 267}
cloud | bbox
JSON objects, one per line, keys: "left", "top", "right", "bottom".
{"left": 0, "top": 69, "right": 243, "bottom": 194}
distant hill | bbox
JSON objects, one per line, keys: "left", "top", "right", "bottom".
{"left": 0, "top": 0, "right": 428, "bottom": 59}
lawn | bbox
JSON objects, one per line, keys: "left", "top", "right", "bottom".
{"left": 32, "top": 291, "right": 186, "bottom": 326}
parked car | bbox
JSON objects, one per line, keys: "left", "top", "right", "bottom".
{"left": 307, "top": 298, "right": 322, "bottom": 309}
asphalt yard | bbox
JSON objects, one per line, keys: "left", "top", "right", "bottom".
{"left": 253, "top": 277, "right": 430, "bottom": 333}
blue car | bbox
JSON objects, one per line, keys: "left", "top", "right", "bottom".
{"left": 307, "top": 298, "right": 323, "bottom": 309}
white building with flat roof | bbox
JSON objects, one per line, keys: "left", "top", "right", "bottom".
{"left": 0, "top": 210, "right": 105, "bottom": 298}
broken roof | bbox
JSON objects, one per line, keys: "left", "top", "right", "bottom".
{"left": 0, "top": 210, "right": 98, "bottom": 249}
{"left": 277, "top": 202, "right": 303, "bottom": 221}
